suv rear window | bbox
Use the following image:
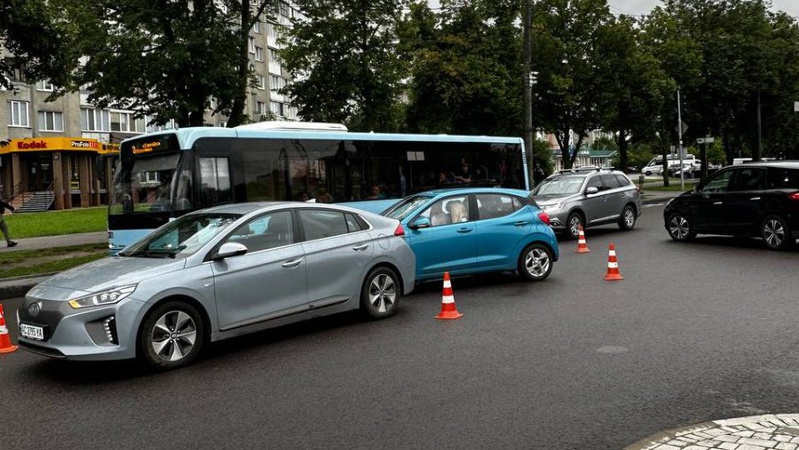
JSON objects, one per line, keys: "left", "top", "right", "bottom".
{"left": 767, "top": 168, "right": 799, "bottom": 189}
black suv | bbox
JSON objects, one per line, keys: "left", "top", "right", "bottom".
{"left": 663, "top": 161, "right": 799, "bottom": 250}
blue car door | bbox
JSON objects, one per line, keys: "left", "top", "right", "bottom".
{"left": 473, "top": 193, "right": 531, "bottom": 271}
{"left": 406, "top": 195, "right": 477, "bottom": 279}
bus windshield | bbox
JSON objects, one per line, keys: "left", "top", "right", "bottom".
{"left": 110, "top": 153, "right": 181, "bottom": 215}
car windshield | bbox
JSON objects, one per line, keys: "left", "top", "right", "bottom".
{"left": 382, "top": 195, "right": 433, "bottom": 221}
{"left": 533, "top": 175, "right": 586, "bottom": 196}
{"left": 119, "top": 213, "right": 241, "bottom": 258}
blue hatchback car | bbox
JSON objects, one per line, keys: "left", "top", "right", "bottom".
{"left": 382, "top": 188, "right": 559, "bottom": 282}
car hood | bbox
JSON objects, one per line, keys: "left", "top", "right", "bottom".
{"left": 28, "top": 256, "right": 187, "bottom": 301}
{"left": 533, "top": 194, "right": 576, "bottom": 205}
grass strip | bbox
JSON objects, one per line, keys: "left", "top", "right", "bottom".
{"left": 0, "top": 254, "right": 107, "bottom": 278}
{"left": 4, "top": 207, "right": 107, "bottom": 238}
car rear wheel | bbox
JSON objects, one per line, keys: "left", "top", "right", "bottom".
{"left": 518, "top": 243, "right": 553, "bottom": 282}
{"left": 618, "top": 205, "right": 637, "bottom": 231}
{"left": 566, "top": 213, "right": 584, "bottom": 239}
{"left": 139, "top": 301, "right": 205, "bottom": 370}
{"left": 360, "top": 267, "right": 401, "bottom": 319}
{"left": 667, "top": 213, "right": 696, "bottom": 242}
{"left": 762, "top": 215, "right": 793, "bottom": 251}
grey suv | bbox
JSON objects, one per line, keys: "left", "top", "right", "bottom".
{"left": 532, "top": 167, "right": 642, "bottom": 239}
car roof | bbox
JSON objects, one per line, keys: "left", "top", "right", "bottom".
{"left": 413, "top": 187, "right": 533, "bottom": 197}
{"left": 194, "top": 201, "right": 385, "bottom": 217}
{"left": 733, "top": 160, "right": 799, "bottom": 168}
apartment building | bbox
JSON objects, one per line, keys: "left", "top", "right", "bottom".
{"left": 0, "top": 1, "right": 299, "bottom": 210}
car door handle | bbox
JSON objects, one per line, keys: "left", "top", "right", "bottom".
{"left": 514, "top": 221, "right": 530, "bottom": 227}
{"left": 456, "top": 228, "right": 473, "bottom": 233}
{"left": 713, "top": 201, "right": 722, "bottom": 205}
{"left": 352, "top": 244, "right": 369, "bottom": 251}
{"left": 750, "top": 197, "right": 761, "bottom": 201}
{"left": 282, "top": 259, "right": 303, "bottom": 268}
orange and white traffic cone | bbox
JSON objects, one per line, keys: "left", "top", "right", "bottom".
{"left": 435, "top": 272, "right": 463, "bottom": 320}
{"left": 0, "top": 304, "right": 18, "bottom": 353}
{"left": 575, "top": 225, "right": 590, "bottom": 253}
{"left": 603, "top": 243, "right": 623, "bottom": 281}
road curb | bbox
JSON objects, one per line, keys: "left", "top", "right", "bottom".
{"left": 0, "top": 275, "right": 53, "bottom": 299}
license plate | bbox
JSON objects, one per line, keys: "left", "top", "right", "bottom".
{"left": 20, "top": 323, "right": 44, "bottom": 340}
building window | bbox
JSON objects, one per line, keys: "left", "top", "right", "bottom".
{"left": 253, "top": 21, "right": 261, "bottom": 33}
{"left": 8, "top": 101, "right": 29, "bottom": 127}
{"left": 268, "top": 24, "right": 279, "bottom": 39}
{"left": 36, "top": 80, "right": 55, "bottom": 92}
{"left": 256, "top": 101, "right": 267, "bottom": 115}
{"left": 257, "top": 75, "right": 266, "bottom": 90}
{"left": 81, "top": 108, "right": 111, "bottom": 131}
{"left": 270, "top": 101, "right": 284, "bottom": 116}
{"left": 38, "top": 111, "right": 64, "bottom": 131}
{"left": 249, "top": 37, "right": 255, "bottom": 53}
{"left": 110, "top": 111, "right": 144, "bottom": 133}
{"left": 255, "top": 46, "right": 264, "bottom": 61}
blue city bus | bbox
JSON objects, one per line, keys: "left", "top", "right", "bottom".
{"left": 108, "top": 122, "right": 529, "bottom": 252}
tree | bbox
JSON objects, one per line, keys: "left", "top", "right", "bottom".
{"left": 0, "top": 0, "right": 76, "bottom": 92}
{"left": 531, "top": 0, "right": 615, "bottom": 169}
{"left": 280, "top": 0, "right": 410, "bottom": 132}
{"left": 594, "top": 15, "right": 671, "bottom": 174}
{"left": 403, "top": 0, "right": 523, "bottom": 136}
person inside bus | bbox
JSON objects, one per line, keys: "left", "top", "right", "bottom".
{"left": 122, "top": 194, "right": 134, "bottom": 213}
{"left": 439, "top": 171, "right": 455, "bottom": 185}
{"left": 365, "top": 185, "right": 386, "bottom": 200}
{"left": 316, "top": 187, "right": 333, "bottom": 203}
{"left": 455, "top": 157, "right": 473, "bottom": 183}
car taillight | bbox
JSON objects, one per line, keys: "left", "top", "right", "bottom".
{"left": 790, "top": 192, "right": 799, "bottom": 201}
{"left": 537, "top": 211, "right": 551, "bottom": 226}
{"left": 394, "top": 223, "right": 405, "bottom": 236}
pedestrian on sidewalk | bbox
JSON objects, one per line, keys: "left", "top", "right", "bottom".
{"left": 0, "top": 198, "right": 18, "bottom": 247}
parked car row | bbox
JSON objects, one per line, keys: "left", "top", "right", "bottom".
{"left": 19, "top": 188, "right": 561, "bottom": 369}
{"left": 20, "top": 161, "right": 797, "bottom": 371}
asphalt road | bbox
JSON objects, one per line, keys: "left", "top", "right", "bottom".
{"left": 2, "top": 204, "right": 798, "bottom": 449}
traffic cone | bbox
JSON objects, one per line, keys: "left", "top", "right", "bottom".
{"left": 575, "top": 225, "right": 590, "bottom": 253}
{"left": 435, "top": 272, "right": 463, "bottom": 320}
{"left": 603, "top": 243, "right": 623, "bottom": 281}
{"left": 0, "top": 304, "right": 18, "bottom": 353}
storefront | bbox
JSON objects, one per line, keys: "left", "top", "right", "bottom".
{"left": 0, "top": 137, "right": 118, "bottom": 210}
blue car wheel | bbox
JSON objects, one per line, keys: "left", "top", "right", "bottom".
{"left": 518, "top": 243, "right": 553, "bottom": 282}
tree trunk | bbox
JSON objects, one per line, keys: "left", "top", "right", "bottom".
{"left": 617, "top": 128, "right": 628, "bottom": 172}
{"left": 228, "top": 0, "right": 252, "bottom": 127}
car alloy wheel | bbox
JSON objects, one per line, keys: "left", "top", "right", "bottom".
{"left": 619, "top": 206, "right": 636, "bottom": 231}
{"left": 139, "top": 301, "right": 205, "bottom": 369}
{"left": 519, "top": 243, "right": 553, "bottom": 282}
{"left": 361, "top": 267, "right": 400, "bottom": 319}
{"left": 762, "top": 215, "right": 792, "bottom": 251}
{"left": 567, "top": 213, "right": 583, "bottom": 239}
{"left": 667, "top": 214, "right": 695, "bottom": 241}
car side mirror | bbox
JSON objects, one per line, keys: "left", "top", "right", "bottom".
{"left": 586, "top": 186, "right": 599, "bottom": 195}
{"left": 213, "top": 242, "right": 248, "bottom": 260}
{"left": 410, "top": 217, "right": 431, "bottom": 229}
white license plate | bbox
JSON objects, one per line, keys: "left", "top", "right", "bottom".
{"left": 20, "top": 324, "right": 44, "bottom": 340}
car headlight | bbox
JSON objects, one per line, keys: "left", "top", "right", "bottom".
{"left": 542, "top": 203, "right": 563, "bottom": 212}
{"left": 68, "top": 285, "right": 137, "bottom": 309}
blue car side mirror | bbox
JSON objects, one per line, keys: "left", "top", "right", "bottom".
{"left": 410, "top": 217, "right": 432, "bottom": 229}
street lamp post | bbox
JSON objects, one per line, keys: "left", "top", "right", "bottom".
{"left": 677, "top": 89, "right": 685, "bottom": 191}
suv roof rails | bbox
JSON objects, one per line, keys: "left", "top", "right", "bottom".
{"left": 557, "top": 166, "right": 615, "bottom": 174}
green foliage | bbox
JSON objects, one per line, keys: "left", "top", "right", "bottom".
{"left": 403, "top": 0, "right": 523, "bottom": 136}
{"left": 5, "top": 207, "right": 107, "bottom": 238}
{"left": 531, "top": 0, "right": 616, "bottom": 168}
{"left": 61, "top": 0, "right": 243, "bottom": 126}
{"left": 280, "top": 0, "right": 410, "bottom": 132}
{"left": 0, "top": 0, "right": 77, "bottom": 91}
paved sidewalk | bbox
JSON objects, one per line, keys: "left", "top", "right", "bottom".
{"left": 627, "top": 413, "right": 799, "bottom": 449}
